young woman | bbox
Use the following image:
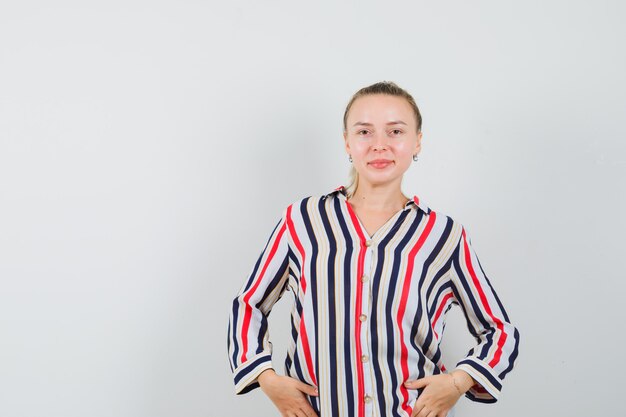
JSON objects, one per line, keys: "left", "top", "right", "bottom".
{"left": 227, "top": 81, "right": 520, "bottom": 417}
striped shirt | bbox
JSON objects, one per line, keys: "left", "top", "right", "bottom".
{"left": 227, "top": 185, "right": 520, "bottom": 417}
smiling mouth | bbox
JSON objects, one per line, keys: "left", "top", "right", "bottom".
{"left": 368, "top": 160, "right": 393, "bottom": 169}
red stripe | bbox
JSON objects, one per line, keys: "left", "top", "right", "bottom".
{"left": 344, "top": 201, "right": 367, "bottom": 417}
{"left": 461, "top": 228, "right": 507, "bottom": 368}
{"left": 431, "top": 291, "right": 454, "bottom": 340}
{"left": 397, "top": 212, "right": 437, "bottom": 415}
{"left": 286, "top": 205, "right": 317, "bottom": 385}
{"left": 240, "top": 221, "right": 288, "bottom": 363}
{"left": 298, "top": 311, "right": 315, "bottom": 382}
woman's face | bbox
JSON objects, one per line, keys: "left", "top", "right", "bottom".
{"left": 343, "top": 94, "right": 422, "bottom": 189}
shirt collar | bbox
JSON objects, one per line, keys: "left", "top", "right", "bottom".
{"left": 322, "top": 185, "right": 431, "bottom": 215}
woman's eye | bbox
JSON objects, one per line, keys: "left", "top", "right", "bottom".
{"left": 391, "top": 129, "right": 403, "bottom": 135}
{"left": 357, "top": 130, "right": 369, "bottom": 135}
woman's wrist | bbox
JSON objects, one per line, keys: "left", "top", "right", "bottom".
{"left": 449, "top": 369, "right": 476, "bottom": 394}
{"left": 257, "top": 368, "right": 277, "bottom": 387}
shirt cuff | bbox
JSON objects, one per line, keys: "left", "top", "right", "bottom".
{"left": 455, "top": 358, "right": 503, "bottom": 403}
{"left": 233, "top": 352, "right": 273, "bottom": 395}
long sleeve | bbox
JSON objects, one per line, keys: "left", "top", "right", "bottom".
{"left": 227, "top": 206, "right": 292, "bottom": 394}
{"left": 448, "top": 224, "right": 520, "bottom": 403}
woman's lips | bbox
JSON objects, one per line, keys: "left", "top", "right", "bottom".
{"left": 368, "top": 159, "right": 393, "bottom": 169}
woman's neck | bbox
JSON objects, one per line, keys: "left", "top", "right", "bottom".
{"left": 348, "top": 182, "right": 410, "bottom": 212}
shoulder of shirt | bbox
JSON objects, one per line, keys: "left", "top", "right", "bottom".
{"left": 278, "top": 186, "right": 468, "bottom": 238}
{"left": 288, "top": 185, "right": 439, "bottom": 217}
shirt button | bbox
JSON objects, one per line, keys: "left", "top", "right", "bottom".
{"left": 364, "top": 395, "right": 372, "bottom": 403}
{"left": 361, "top": 274, "right": 369, "bottom": 283}
{"left": 365, "top": 240, "right": 373, "bottom": 247}
{"left": 361, "top": 355, "right": 369, "bottom": 363}
{"left": 359, "top": 314, "right": 367, "bottom": 322}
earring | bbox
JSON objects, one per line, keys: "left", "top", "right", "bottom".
{"left": 349, "top": 154, "right": 353, "bottom": 163}
{"left": 413, "top": 154, "right": 419, "bottom": 162}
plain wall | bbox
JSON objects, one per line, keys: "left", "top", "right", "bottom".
{"left": 1, "top": 1, "right": 624, "bottom": 416}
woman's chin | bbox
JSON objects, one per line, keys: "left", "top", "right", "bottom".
{"left": 359, "top": 173, "right": 402, "bottom": 187}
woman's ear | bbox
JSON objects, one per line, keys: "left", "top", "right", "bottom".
{"left": 415, "top": 131, "right": 422, "bottom": 154}
{"left": 344, "top": 131, "right": 351, "bottom": 153}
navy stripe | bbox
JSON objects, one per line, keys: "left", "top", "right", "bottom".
{"left": 242, "top": 217, "right": 282, "bottom": 294}
{"left": 457, "top": 358, "right": 503, "bottom": 391}
{"left": 451, "top": 246, "right": 492, "bottom": 330}
{"left": 255, "top": 256, "right": 289, "bottom": 308}
{"left": 300, "top": 198, "right": 319, "bottom": 384}
{"left": 475, "top": 252, "right": 511, "bottom": 322}
{"left": 334, "top": 197, "right": 355, "bottom": 417}
{"left": 233, "top": 355, "right": 271, "bottom": 385}
{"left": 230, "top": 298, "right": 240, "bottom": 367}
{"left": 318, "top": 197, "right": 340, "bottom": 416}
{"left": 498, "top": 327, "right": 520, "bottom": 379}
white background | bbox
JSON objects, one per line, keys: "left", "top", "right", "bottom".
{"left": 1, "top": 1, "right": 624, "bottom": 416}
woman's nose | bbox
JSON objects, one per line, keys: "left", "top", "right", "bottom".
{"left": 372, "top": 132, "right": 389, "bottom": 149}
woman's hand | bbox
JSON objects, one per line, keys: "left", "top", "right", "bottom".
{"left": 258, "top": 369, "right": 319, "bottom": 417}
{"left": 404, "top": 370, "right": 475, "bottom": 417}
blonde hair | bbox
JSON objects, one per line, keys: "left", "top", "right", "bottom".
{"left": 342, "top": 81, "right": 422, "bottom": 199}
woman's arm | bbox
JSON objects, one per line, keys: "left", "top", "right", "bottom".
{"left": 226, "top": 205, "right": 293, "bottom": 394}
{"left": 447, "top": 223, "right": 521, "bottom": 403}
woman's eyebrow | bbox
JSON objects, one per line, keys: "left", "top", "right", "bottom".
{"left": 352, "top": 120, "right": 407, "bottom": 127}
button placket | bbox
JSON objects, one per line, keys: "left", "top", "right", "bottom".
{"left": 361, "top": 240, "right": 375, "bottom": 414}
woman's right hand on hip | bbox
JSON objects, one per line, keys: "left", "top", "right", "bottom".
{"left": 258, "top": 369, "right": 319, "bottom": 417}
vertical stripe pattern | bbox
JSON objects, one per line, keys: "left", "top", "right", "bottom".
{"left": 227, "top": 186, "right": 520, "bottom": 415}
